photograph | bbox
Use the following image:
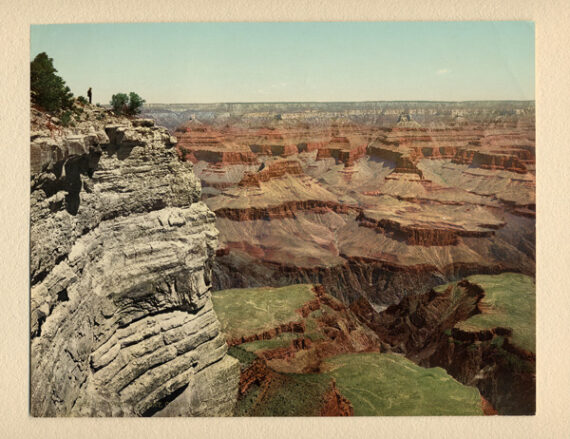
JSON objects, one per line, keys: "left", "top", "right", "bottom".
{"left": 29, "top": 21, "right": 535, "bottom": 417}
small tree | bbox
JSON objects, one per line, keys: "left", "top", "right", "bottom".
{"left": 110, "top": 92, "right": 145, "bottom": 116}
{"left": 110, "top": 93, "right": 129, "bottom": 115}
{"left": 30, "top": 52, "right": 74, "bottom": 112}
{"left": 128, "top": 92, "right": 145, "bottom": 115}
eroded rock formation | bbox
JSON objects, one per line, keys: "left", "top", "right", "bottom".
{"left": 351, "top": 274, "right": 536, "bottom": 414}
{"left": 30, "top": 106, "right": 239, "bottom": 417}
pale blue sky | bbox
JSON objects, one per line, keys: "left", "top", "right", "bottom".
{"left": 30, "top": 22, "right": 534, "bottom": 103}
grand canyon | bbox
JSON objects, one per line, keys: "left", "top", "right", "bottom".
{"left": 31, "top": 99, "right": 535, "bottom": 416}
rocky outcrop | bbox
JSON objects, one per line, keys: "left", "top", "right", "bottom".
{"left": 238, "top": 357, "right": 276, "bottom": 396}
{"left": 249, "top": 143, "right": 298, "bottom": 157}
{"left": 452, "top": 149, "right": 528, "bottom": 173}
{"left": 228, "top": 321, "right": 306, "bottom": 347}
{"left": 366, "top": 145, "right": 424, "bottom": 178}
{"left": 356, "top": 213, "right": 498, "bottom": 246}
{"left": 30, "top": 107, "right": 239, "bottom": 417}
{"left": 214, "top": 199, "right": 357, "bottom": 221}
{"left": 394, "top": 113, "right": 422, "bottom": 129}
{"left": 238, "top": 159, "right": 304, "bottom": 187}
{"left": 320, "top": 379, "right": 354, "bottom": 416}
{"left": 316, "top": 140, "right": 367, "bottom": 167}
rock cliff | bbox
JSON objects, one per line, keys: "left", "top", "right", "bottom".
{"left": 30, "top": 105, "right": 239, "bottom": 417}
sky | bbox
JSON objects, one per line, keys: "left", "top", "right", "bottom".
{"left": 30, "top": 22, "right": 535, "bottom": 104}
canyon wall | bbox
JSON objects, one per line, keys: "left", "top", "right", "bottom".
{"left": 352, "top": 274, "right": 536, "bottom": 414}
{"left": 30, "top": 108, "right": 239, "bottom": 416}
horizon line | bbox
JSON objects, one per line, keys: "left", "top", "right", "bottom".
{"left": 141, "top": 99, "right": 536, "bottom": 105}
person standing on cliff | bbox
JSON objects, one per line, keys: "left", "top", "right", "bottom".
{"left": 87, "top": 87, "right": 92, "bottom": 104}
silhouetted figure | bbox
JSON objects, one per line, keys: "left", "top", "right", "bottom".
{"left": 87, "top": 87, "right": 92, "bottom": 104}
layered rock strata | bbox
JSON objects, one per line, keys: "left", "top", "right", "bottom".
{"left": 30, "top": 107, "right": 239, "bottom": 417}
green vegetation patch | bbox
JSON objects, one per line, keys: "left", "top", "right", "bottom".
{"left": 323, "top": 353, "right": 483, "bottom": 416}
{"left": 212, "top": 284, "right": 315, "bottom": 340}
{"left": 242, "top": 373, "right": 331, "bottom": 416}
{"left": 303, "top": 316, "right": 326, "bottom": 341}
{"left": 241, "top": 332, "right": 301, "bottom": 352}
{"left": 456, "top": 273, "right": 535, "bottom": 353}
{"left": 227, "top": 346, "right": 257, "bottom": 371}
{"left": 233, "top": 383, "right": 262, "bottom": 416}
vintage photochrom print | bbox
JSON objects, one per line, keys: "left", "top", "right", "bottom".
{"left": 30, "top": 22, "right": 535, "bottom": 416}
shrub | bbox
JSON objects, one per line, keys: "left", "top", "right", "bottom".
{"left": 110, "top": 93, "right": 129, "bottom": 115}
{"left": 60, "top": 110, "right": 74, "bottom": 127}
{"left": 77, "top": 96, "right": 88, "bottom": 105}
{"left": 110, "top": 92, "right": 145, "bottom": 116}
{"left": 31, "top": 52, "right": 74, "bottom": 112}
{"left": 128, "top": 92, "right": 145, "bottom": 115}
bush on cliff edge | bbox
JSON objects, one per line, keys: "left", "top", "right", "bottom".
{"left": 31, "top": 52, "right": 74, "bottom": 112}
{"left": 110, "top": 92, "right": 145, "bottom": 116}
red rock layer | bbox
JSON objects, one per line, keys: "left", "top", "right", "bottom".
{"left": 320, "top": 379, "right": 354, "bottom": 416}
{"left": 174, "top": 118, "right": 535, "bottom": 176}
{"left": 228, "top": 321, "right": 306, "bottom": 347}
{"left": 357, "top": 214, "right": 496, "bottom": 246}
{"left": 214, "top": 200, "right": 359, "bottom": 221}
{"left": 238, "top": 357, "right": 275, "bottom": 396}
{"left": 249, "top": 143, "right": 298, "bottom": 157}
{"left": 472, "top": 151, "right": 528, "bottom": 173}
{"left": 366, "top": 145, "right": 424, "bottom": 178}
{"left": 452, "top": 150, "right": 529, "bottom": 173}
{"left": 369, "top": 126, "right": 535, "bottom": 175}
{"left": 237, "top": 356, "right": 354, "bottom": 417}
{"left": 297, "top": 141, "right": 328, "bottom": 153}
{"left": 239, "top": 160, "right": 304, "bottom": 187}
{"left": 411, "top": 145, "right": 459, "bottom": 159}
{"left": 481, "top": 396, "right": 498, "bottom": 416}
{"left": 452, "top": 149, "right": 476, "bottom": 165}
{"left": 191, "top": 149, "right": 258, "bottom": 165}
{"left": 316, "top": 143, "right": 368, "bottom": 167}
{"left": 176, "top": 124, "right": 259, "bottom": 165}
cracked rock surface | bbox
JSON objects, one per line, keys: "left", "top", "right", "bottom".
{"left": 30, "top": 105, "right": 239, "bottom": 417}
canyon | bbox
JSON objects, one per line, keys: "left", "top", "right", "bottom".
{"left": 31, "top": 100, "right": 535, "bottom": 416}
{"left": 144, "top": 102, "right": 534, "bottom": 309}
{"left": 146, "top": 100, "right": 535, "bottom": 414}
